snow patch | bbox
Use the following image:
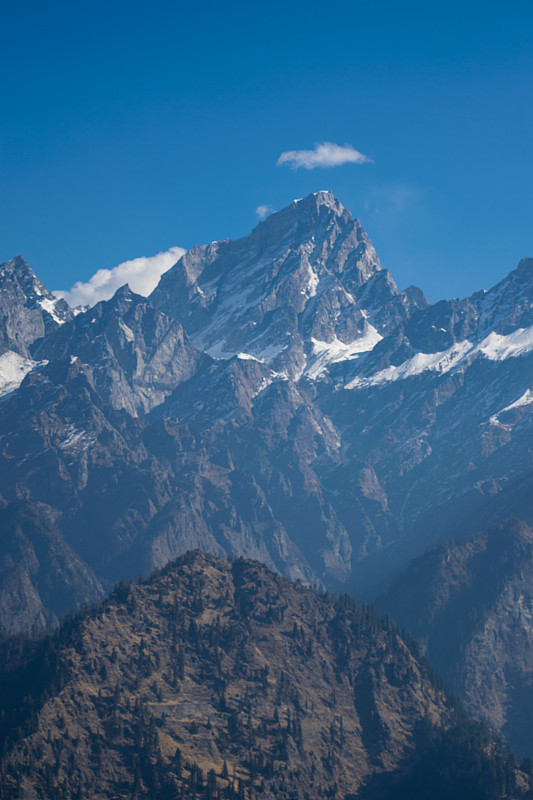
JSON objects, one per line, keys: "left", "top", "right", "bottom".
{"left": 205, "top": 341, "right": 242, "bottom": 360}
{"left": 0, "top": 351, "right": 43, "bottom": 397}
{"left": 119, "top": 320, "right": 135, "bottom": 342}
{"left": 205, "top": 337, "right": 287, "bottom": 364}
{"left": 347, "top": 324, "right": 533, "bottom": 390}
{"left": 58, "top": 424, "right": 95, "bottom": 452}
{"left": 489, "top": 389, "right": 533, "bottom": 426}
{"left": 253, "top": 341, "right": 289, "bottom": 362}
{"left": 305, "top": 263, "right": 319, "bottom": 298}
{"left": 500, "top": 388, "right": 533, "bottom": 412}
{"left": 307, "top": 326, "right": 383, "bottom": 379}
{"left": 478, "top": 328, "right": 533, "bottom": 361}
{"left": 38, "top": 297, "right": 65, "bottom": 324}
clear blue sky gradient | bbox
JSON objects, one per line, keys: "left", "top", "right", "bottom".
{"left": 1, "top": 0, "right": 532, "bottom": 302}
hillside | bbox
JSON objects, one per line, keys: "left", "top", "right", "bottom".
{"left": 0, "top": 552, "right": 525, "bottom": 800}
{"left": 377, "top": 518, "right": 533, "bottom": 757}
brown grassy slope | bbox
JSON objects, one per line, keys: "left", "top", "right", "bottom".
{"left": 0, "top": 551, "right": 471, "bottom": 799}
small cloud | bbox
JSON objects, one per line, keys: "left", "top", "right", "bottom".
{"left": 277, "top": 142, "right": 371, "bottom": 170}
{"left": 54, "top": 246, "right": 186, "bottom": 308}
{"left": 256, "top": 204, "right": 273, "bottom": 221}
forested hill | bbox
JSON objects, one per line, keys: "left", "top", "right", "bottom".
{"left": 0, "top": 551, "right": 529, "bottom": 800}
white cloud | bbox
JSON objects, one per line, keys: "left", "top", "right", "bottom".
{"left": 54, "top": 246, "right": 186, "bottom": 308}
{"left": 256, "top": 204, "right": 273, "bottom": 221}
{"left": 277, "top": 142, "right": 371, "bottom": 170}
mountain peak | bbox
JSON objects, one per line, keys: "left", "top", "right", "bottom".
{"left": 149, "top": 193, "right": 407, "bottom": 378}
{"left": 292, "top": 189, "right": 348, "bottom": 222}
{"left": 0, "top": 255, "right": 72, "bottom": 356}
{"left": 108, "top": 282, "right": 136, "bottom": 304}
{"left": 293, "top": 189, "right": 339, "bottom": 209}
{"left": 2, "top": 550, "right": 494, "bottom": 800}
{"left": 251, "top": 191, "right": 351, "bottom": 247}
{"left": 1, "top": 254, "right": 41, "bottom": 287}
{"left": 516, "top": 257, "right": 533, "bottom": 275}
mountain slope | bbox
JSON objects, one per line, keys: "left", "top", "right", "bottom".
{"left": 0, "top": 501, "right": 102, "bottom": 634}
{"left": 34, "top": 284, "right": 208, "bottom": 416}
{"left": 376, "top": 518, "right": 533, "bottom": 757}
{"left": 0, "top": 552, "right": 525, "bottom": 800}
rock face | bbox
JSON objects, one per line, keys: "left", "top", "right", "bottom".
{"left": 1, "top": 191, "right": 533, "bottom": 631}
{"left": 0, "top": 501, "right": 102, "bottom": 634}
{"left": 35, "top": 284, "right": 208, "bottom": 416}
{"left": 376, "top": 519, "right": 533, "bottom": 757}
{"left": 0, "top": 256, "right": 71, "bottom": 358}
{"left": 150, "top": 192, "right": 425, "bottom": 380}
{"left": 0, "top": 552, "right": 523, "bottom": 800}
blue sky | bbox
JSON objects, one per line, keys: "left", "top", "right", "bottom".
{"left": 1, "top": 0, "right": 532, "bottom": 302}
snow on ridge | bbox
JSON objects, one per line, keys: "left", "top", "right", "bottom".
{"left": 477, "top": 327, "right": 533, "bottom": 361}
{"left": 0, "top": 351, "right": 44, "bottom": 397}
{"left": 346, "top": 323, "right": 533, "bottom": 390}
{"left": 307, "top": 326, "right": 383, "bottom": 379}
{"left": 501, "top": 388, "right": 533, "bottom": 412}
{"left": 489, "top": 389, "right": 533, "bottom": 426}
{"left": 38, "top": 297, "right": 65, "bottom": 324}
{"left": 347, "top": 341, "right": 472, "bottom": 389}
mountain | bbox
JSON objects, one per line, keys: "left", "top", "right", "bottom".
{"left": 1, "top": 191, "right": 533, "bottom": 633}
{"left": 0, "top": 552, "right": 525, "bottom": 800}
{"left": 0, "top": 256, "right": 72, "bottom": 397}
{"left": 332, "top": 257, "right": 533, "bottom": 593}
{"left": 149, "top": 193, "right": 533, "bottom": 588}
{"left": 34, "top": 284, "right": 208, "bottom": 416}
{"left": 150, "top": 192, "right": 426, "bottom": 381}
{"left": 376, "top": 518, "right": 533, "bottom": 758}
{"left": 0, "top": 256, "right": 71, "bottom": 359}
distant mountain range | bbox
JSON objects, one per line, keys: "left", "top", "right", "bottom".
{"left": 1, "top": 191, "right": 533, "bottom": 637}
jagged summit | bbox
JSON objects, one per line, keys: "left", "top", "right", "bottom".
{"left": 0, "top": 255, "right": 72, "bottom": 358}
{"left": 150, "top": 192, "right": 421, "bottom": 379}
{"left": 262, "top": 189, "right": 342, "bottom": 217}
{"left": 0, "top": 255, "right": 70, "bottom": 316}
{"left": 110, "top": 281, "right": 134, "bottom": 299}
{"left": 35, "top": 283, "right": 206, "bottom": 416}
